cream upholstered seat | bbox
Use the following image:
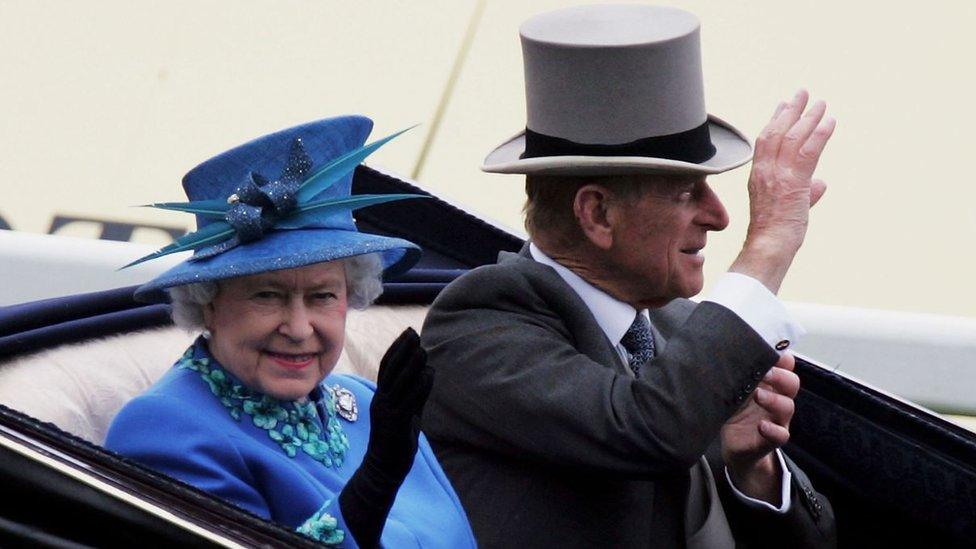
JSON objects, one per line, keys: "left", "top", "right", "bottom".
{"left": 0, "top": 305, "right": 428, "bottom": 444}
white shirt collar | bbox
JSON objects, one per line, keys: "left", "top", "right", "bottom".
{"left": 529, "top": 243, "right": 638, "bottom": 348}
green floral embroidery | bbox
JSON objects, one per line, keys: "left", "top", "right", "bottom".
{"left": 243, "top": 396, "right": 288, "bottom": 429}
{"left": 177, "top": 345, "right": 349, "bottom": 468}
{"left": 269, "top": 424, "right": 301, "bottom": 457}
{"left": 296, "top": 504, "right": 345, "bottom": 545}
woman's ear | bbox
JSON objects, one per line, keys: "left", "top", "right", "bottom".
{"left": 573, "top": 184, "right": 616, "bottom": 250}
{"left": 201, "top": 302, "right": 215, "bottom": 333}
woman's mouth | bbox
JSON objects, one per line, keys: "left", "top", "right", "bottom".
{"left": 265, "top": 351, "right": 316, "bottom": 370}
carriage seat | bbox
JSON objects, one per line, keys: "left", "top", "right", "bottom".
{"left": 0, "top": 305, "right": 429, "bottom": 445}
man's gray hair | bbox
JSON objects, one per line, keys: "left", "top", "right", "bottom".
{"left": 168, "top": 253, "right": 385, "bottom": 332}
{"left": 523, "top": 174, "right": 657, "bottom": 250}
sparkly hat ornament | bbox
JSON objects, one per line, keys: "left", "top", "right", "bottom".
{"left": 129, "top": 115, "right": 423, "bottom": 302}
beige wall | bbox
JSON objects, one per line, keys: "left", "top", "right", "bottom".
{"left": 2, "top": 1, "right": 975, "bottom": 317}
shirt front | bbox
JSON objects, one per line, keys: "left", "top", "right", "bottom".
{"left": 529, "top": 243, "right": 793, "bottom": 512}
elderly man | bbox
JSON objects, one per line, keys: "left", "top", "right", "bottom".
{"left": 422, "top": 5, "right": 836, "bottom": 548}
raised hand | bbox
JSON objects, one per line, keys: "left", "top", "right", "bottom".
{"left": 731, "top": 90, "right": 837, "bottom": 293}
{"left": 720, "top": 352, "right": 801, "bottom": 503}
{"left": 339, "top": 328, "right": 434, "bottom": 548}
{"left": 368, "top": 327, "right": 434, "bottom": 479}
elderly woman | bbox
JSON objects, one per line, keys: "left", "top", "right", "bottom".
{"left": 105, "top": 116, "right": 475, "bottom": 548}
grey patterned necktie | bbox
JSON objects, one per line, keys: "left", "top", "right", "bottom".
{"left": 620, "top": 313, "right": 655, "bottom": 377}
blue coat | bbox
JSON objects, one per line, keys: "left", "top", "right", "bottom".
{"left": 106, "top": 340, "right": 475, "bottom": 548}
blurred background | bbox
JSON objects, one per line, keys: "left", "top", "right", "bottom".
{"left": 2, "top": 0, "right": 975, "bottom": 318}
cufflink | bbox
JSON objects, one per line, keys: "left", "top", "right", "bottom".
{"left": 775, "top": 340, "right": 790, "bottom": 351}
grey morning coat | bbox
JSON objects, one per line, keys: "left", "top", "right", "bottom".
{"left": 421, "top": 248, "right": 836, "bottom": 548}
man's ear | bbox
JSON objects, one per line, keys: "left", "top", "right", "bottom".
{"left": 574, "top": 184, "right": 615, "bottom": 250}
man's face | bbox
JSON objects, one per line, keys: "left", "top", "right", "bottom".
{"left": 602, "top": 174, "right": 729, "bottom": 308}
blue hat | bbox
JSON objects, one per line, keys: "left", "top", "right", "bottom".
{"left": 131, "top": 115, "right": 422, "bottom": 303}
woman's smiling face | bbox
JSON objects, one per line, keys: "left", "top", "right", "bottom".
{"left": 203, "top": 260, "right": 348, "bottom": 401}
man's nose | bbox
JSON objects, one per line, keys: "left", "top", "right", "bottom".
{"left": 696, "top": 183, "right": 730, "bottom": 231}
{"left": 278, "top": 299, "right": 314, "bottom": 341}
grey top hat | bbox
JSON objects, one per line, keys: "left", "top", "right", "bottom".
{"left": 482, "top": 4, "right": 752, "bottom": 176}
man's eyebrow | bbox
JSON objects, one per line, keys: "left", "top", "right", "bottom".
{"left": 667, "top": 175, "right": 702, "bottom": 186}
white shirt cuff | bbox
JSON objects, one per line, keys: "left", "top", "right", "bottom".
{"left": 704, "top": 272, "right": 805, "bottom": 354}
{"left": 724, "top": 449, "right": 793, "bottom": 513}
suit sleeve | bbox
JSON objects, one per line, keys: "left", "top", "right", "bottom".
{"left": 421, "top": 265, "right": 780, "bottom": 477}
{"left": 707, "top": 443, "right": 837, "bottom": 548}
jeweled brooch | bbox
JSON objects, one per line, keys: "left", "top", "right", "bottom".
{"left": 330, "top": 385, "right": 358, "bottom": 422}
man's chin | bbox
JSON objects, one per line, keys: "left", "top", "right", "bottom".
{"left": 682, "top": 283, "right": 705, "bottom": 300}
{"left": 667, "top": 282, "right": 704, "bottom": 304}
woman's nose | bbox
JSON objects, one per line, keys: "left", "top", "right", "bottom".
{"left": 278, "top": 301, "right": 314, "bottom": 341}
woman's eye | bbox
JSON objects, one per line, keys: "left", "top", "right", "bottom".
{"left": 312, "top": 292, "right": 337, "bottom": 301}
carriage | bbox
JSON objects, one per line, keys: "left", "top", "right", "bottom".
{"left": 1, "top": 167, "right": 974, "bottom": 547}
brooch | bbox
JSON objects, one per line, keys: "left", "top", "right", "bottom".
{"left": 330, "top": 384, "right": 359, "bottom": 422}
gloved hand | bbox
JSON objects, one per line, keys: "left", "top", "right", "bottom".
{"left": 339, "top": 328, "right": 433, "bottom": 548}
{"left": 365, "top": 326, "right": 433, "bottom": 481}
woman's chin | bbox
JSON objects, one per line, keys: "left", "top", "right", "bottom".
{"left": 265, "top": 368, "right": 337, "bottom": 401}
{"left": 263, "top": 379, "right": 320, "bottom": 401}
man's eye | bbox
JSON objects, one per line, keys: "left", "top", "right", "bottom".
{"left": 312, "top": 292, "right": 337, "bottom": 301}
{"left": 253, "top": 291, "right": 281, "bottom": 300}
{"left": 677, "top": 190, "right": 694, "bottom": 202}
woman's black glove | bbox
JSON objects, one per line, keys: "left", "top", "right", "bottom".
{"left": 339, "top": 328, "right": 433, "bottom": 548}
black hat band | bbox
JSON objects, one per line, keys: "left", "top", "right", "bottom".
{"left": 521, "top": 120, "right": 716, "bottom": 164}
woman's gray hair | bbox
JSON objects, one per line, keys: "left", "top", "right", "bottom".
{"left": 343, "top": 252, "right": 384, "bottom": 310}
{"left": 167, "top": 252, "right": 385, "bottom": 332}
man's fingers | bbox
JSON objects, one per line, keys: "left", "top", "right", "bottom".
{"left": 754, "top": 387, "right": 795, "bottom": 425}
{"left": 775, "top": 352, "right": 795, "bottom": 371}
{"left": 759, "top": 420, "right": 791, "bottom": 447}
{"left": 754, "top": 90, "right": 809, "bottom": 163}
{"left": 795, "top": 116, "right": 837, "bottom": 176}
{"left": 776, "top": 100, "right": 827, "bottom": 164}
{"left": 762, "top": 367, "right": 801, "bottom": 399}
{"left": 777, "top": 90, "right": 810, "bottom": 133}
{"left": 786, "top": 89, "right": 810, "bottom": 119}
{"left": 810, "top": 179, "right": 827, "bottom": 207}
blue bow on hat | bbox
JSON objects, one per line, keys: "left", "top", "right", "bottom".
{"left": 130, "top": 115, "right": 423, "bottom": 302}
